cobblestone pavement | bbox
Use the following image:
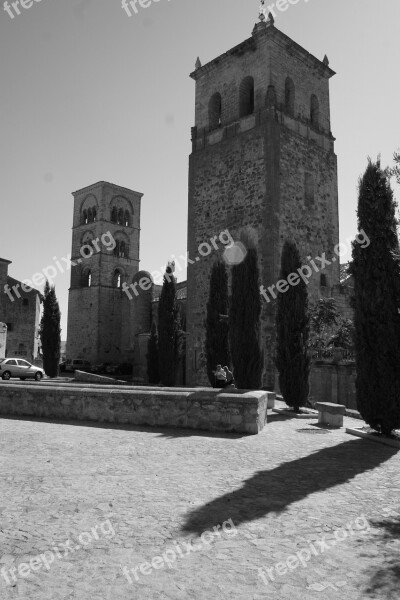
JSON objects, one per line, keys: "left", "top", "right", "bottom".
{"left": 0, "top": 405, "right": 399, "bottom": 600}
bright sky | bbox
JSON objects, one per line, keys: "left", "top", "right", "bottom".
{"left": 1, "top": 0, "right": 399, "bottom": 337}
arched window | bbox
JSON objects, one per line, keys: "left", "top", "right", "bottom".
{"left": 83, "top": 270, "right": 92, "bottom": 287}
{"left": 124, "top": 210, "right": 130, "bottom": 227}
{"left": 209, "top": 92, "right": 222, "bottom": 130}
{"left": 92, "top": 207, "right": 97, "bottom": 222}
{"left": 117, "top": 208, "right": 124, "bottom": 225}
{"left": 113, "top": 240, "right": 120, "bottom": 257}
{"left": 119, "top": 241, "right": 126, "bottom": 258}
{"left": 82, "top": 210, "right": 88, "bottom": 225}
{"left": 266, "top": 85, "right": 277, "bottom": 110}
{"left": 310, "top": 94, "right": 320, "bottom": 128}
{"left": 111, "top": 207, "right": 117, "bottom": 223}
{"left": 285, "top": 77, "right": 295, "bottom": 117}
{"left": 239, "top": 77, "right": 254, "bottom": 118}
{"left": 113, "top": 270, "right": 122, "bottom": 288}
{"left": 87, "top": 208, "right": 93, "bottom": 223}
{"left": 320, "top": 274, "right": 328, "bottom": 288}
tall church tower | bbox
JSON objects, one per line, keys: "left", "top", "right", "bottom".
{"left": 186, "top": 14, "right": 340, "bottom": 387}
{"left": 66, "top": 181, "right": 143, "bottom": 365}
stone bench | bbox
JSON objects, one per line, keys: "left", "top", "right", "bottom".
{"left": 315, "top": 402, "right": 346, "bottom": 428}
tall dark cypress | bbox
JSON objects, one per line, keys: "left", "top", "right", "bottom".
{"left": 147, "top": 321, "right": 160, "bottom": 384}
{"left": 351, "top": 159, "right": 400, "bottom": 435}
{"left": 229, "top": 246, "right": 263, "bottom": 389}
{"left": 275, "top": 240, "right": 310, "bottom": 412}
{"left": 205, "top": 261, "right": 230, "bottom": 386}
{"left": 39, "top": 280, "right": 61, "bottom": 378}
{"left": 157, "top": 266, "right": 181, "bottom": 386}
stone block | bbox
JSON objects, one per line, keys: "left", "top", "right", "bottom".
{"left": 316, "top": 401, "right": 345, "bottom": 427}
{"left": 315, "top": 402, "right": 346, "bottom": 415}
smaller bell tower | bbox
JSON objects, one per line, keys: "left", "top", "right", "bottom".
{"left": 66, "top": 181, "right": 143, "bottom": 365}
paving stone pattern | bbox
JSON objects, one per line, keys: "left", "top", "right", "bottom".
{"left": 0, "top": 404, "right": 399, "bottom": 600}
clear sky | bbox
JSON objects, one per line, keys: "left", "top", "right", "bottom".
{"left": 1, "top": 0, "right": 399, "bottom": 337}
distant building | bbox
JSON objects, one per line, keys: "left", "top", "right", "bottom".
{"left": 0, "top": 258, "right": 42, "bottom": 361}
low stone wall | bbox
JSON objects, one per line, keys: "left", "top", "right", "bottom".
{"left": 0, "top": 384, "right": 272, "bottom": 435}
{"left": 309, "top": 362, "right": 356, "bottom": 410}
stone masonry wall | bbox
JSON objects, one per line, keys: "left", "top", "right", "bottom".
{"left": 0, "top": 383, "right": 269, "bottom": 435}
{"left": 309, "top": 362, "right": 357, "bottom": 410}
{"left": 0, "top": 260, "right": 41, "bottom": 361}
{"left": 186, "top": 21, "right": 339, "bottom": 388}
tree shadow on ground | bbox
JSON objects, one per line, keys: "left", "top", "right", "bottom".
{"left": 363, "top": 515, "right": 400, "bottom": 599}
{"left": 0, "top": 415, "right": 247, "bottom": 439}
{"left": 181, "top": 438, "right": 398, "bottom": 535}
{"left": 155, "top": 429, "right": 246, "bottom": 440}
{"left": 266, "top": 412, "right": 294, "bottom": 423}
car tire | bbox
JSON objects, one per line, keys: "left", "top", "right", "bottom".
{"left": 34, "top": 372, "right": 43, "bottom": 381}
{"left": 20, "top": 378, "right": 26, "bottom": 381}
{"left": 2, "top": 371, "right": 11, "bottom": 381}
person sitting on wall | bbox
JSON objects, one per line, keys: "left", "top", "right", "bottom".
{"left": 213, "top": 364, "right": 227, "bottom": 388}
{"left": 223, "top": 366, "right": 234, "bottom": 387}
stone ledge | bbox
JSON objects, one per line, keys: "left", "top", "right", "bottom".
{"left": 74, "top": 370, "right": 127, "bottom": 385}
{"left": 346, "top": 427, "right": 400, "bottom": 449}
{"left": 315, "top": 402, "right": 346, "bottom": 415}
{"left": 0, "top": 384, "right": 268, "bottom": 435}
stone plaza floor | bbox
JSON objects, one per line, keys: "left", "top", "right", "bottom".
{"left": 0, "top": 404, "right": 399, "bottom": 600}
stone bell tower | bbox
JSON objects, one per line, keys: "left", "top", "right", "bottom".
{"left": 186, "top": 12, "right": 340, "bottom": 387}
{"left": 66, "top": 181, "right": 143, "bottom": 365}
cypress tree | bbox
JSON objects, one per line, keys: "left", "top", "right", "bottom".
{"left": 147, "top": 321, "right": 160, "bottom": 384}
{"left": 205, "top": 261, "right": 230, "bottom": 386}
{"left": 158, "top": 264, "right": 181, "bottom": 386}
{"left": 351, "top": 158, "right": 400, "bottom": 435}
{"left": 275, "top": 240, "right": 310, "bottom": 412}
{"left": 229, "top": 246, "right": 263, "bottom": 389}
{"left": 39, "top": 280, "right": 61, "bottom": 378}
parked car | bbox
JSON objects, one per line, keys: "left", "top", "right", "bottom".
{"left": 65, "top": 359, "right": 91, "bottom": 373}
{"left": 92, "top": 363, "right": 118, "bottom": 375}
{"left": 0, "top": 358, "right": 45, "bottom": 381}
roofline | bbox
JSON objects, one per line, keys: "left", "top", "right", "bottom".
{"left": 190, "top": 22, "right": 335, "bottom": 81}
{"left": 72, "top": 181, "right": 144, "bottom": 198}
{"left": 6, "top": 275, "right": 42, "bottom": 298}
{"left": 0, "top": 258, "right": 12, "bottom": 265}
